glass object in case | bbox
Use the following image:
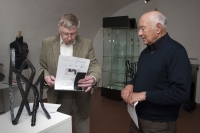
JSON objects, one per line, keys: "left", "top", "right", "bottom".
{"left": 102, "top": 28, "right": 139, "bottom": 91}
{"left": 101, "top": 16, "right": 139, "bottom": 101}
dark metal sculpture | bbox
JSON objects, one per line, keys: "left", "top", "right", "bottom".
{"left": 125, "top": 60, "right": 137, "bottom": 85}
{"left": 9, "top": 48, "right": 51, "bottom": 126}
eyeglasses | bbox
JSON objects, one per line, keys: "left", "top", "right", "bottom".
{"left": 61, "top": 32, "right": 77, "bottom": 38}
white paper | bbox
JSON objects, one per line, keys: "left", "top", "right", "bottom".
{"left": 6, "top": 103, "right": 61, "bottom": 114}
{"left": 55, "top": 55, "right": 90, "bottom": 91}
{"left": 128, "top": 102, "right": 139, "bottom": 128}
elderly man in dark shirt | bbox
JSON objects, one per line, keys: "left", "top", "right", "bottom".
{"left": 121, "top": 11, "right": 191, "bottom": 133}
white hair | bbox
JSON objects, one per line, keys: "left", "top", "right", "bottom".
{"left": 58, "top": 13, "right": 80, "bottom": 29}
{"left": 151, "top": 13, "right": 167, "bottom": 29}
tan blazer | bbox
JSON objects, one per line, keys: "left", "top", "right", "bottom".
{"left": 38, "top": 35, "right": 102, "bottom": 118}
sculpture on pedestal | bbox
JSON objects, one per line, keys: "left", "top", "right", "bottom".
{"left": 10, "top": 31, "right": 29, "bottom": 70}
{"left": 9, "top": 48, "right": 51, "bottom": 126}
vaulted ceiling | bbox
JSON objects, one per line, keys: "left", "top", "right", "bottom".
{"left": 57, "top": 0, "right": 138, "bottom": 39}
{"left": 1, "top": 0, "right": 138, "bottom": 40}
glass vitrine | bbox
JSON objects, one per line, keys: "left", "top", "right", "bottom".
{"left": 101, "top": 27, "right": 139, "bottom": 100}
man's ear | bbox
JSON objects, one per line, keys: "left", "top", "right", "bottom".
{"left": 156, "top": 23, "right": 162, "bottom": 33}
{"left": 58, "top": 27, "right": 61, "bottom": 34}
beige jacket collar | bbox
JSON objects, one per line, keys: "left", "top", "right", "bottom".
{"left": 51, "top": 35, "right": 82, "bottom": 67}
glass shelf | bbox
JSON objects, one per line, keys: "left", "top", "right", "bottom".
{"left": 102, "top": 28, "right": 139, "bottom": 91}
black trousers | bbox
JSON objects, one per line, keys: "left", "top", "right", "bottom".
{"left": 130, "top": 118, "right": 177, "bottom": 133}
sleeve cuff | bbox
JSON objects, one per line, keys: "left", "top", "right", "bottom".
{"left": 91, "top": 76, "right": 97, "bottom": 86}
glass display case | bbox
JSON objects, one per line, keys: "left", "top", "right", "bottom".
{"left": 101, "top": 17, "right": 140, "bottom": 100}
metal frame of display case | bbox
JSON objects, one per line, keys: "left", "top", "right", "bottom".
{"left": 101, "top": 16, "right": 139, "bottom": 101}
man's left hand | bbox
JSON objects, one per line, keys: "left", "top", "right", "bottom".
{"left": 128, "top": 92, "right": 146, "bottom": 106}
{"left": 78, "top": 76, "right": 96, "bottom": 92}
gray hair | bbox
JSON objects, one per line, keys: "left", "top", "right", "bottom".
{"left": 151, "top": 12, "right": 167, "bottom": 29}
{"left": 58, "top": 13, "right": 80, "bottom": 29}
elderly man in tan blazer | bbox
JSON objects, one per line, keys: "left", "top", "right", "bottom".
{"left": 38, "top": 13, "right": 101, "bottom": 133}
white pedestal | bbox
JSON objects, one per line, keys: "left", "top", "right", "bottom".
{"left": 0, "top": 111, "right": 72, "bottom": 133}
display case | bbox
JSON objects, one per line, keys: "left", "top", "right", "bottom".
{"left": 101, "top": 16, "right": 139, "bottom": 101}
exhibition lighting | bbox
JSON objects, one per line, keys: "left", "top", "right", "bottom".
{"left": 144, "top": 0, "right": 150, "bottom": 3}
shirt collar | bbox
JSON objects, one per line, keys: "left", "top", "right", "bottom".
{"left": 147, "top": 33, "right": 168, "bottom": 51}
{"left": 60, "top": 35, "right": 76, "bottom": 46}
